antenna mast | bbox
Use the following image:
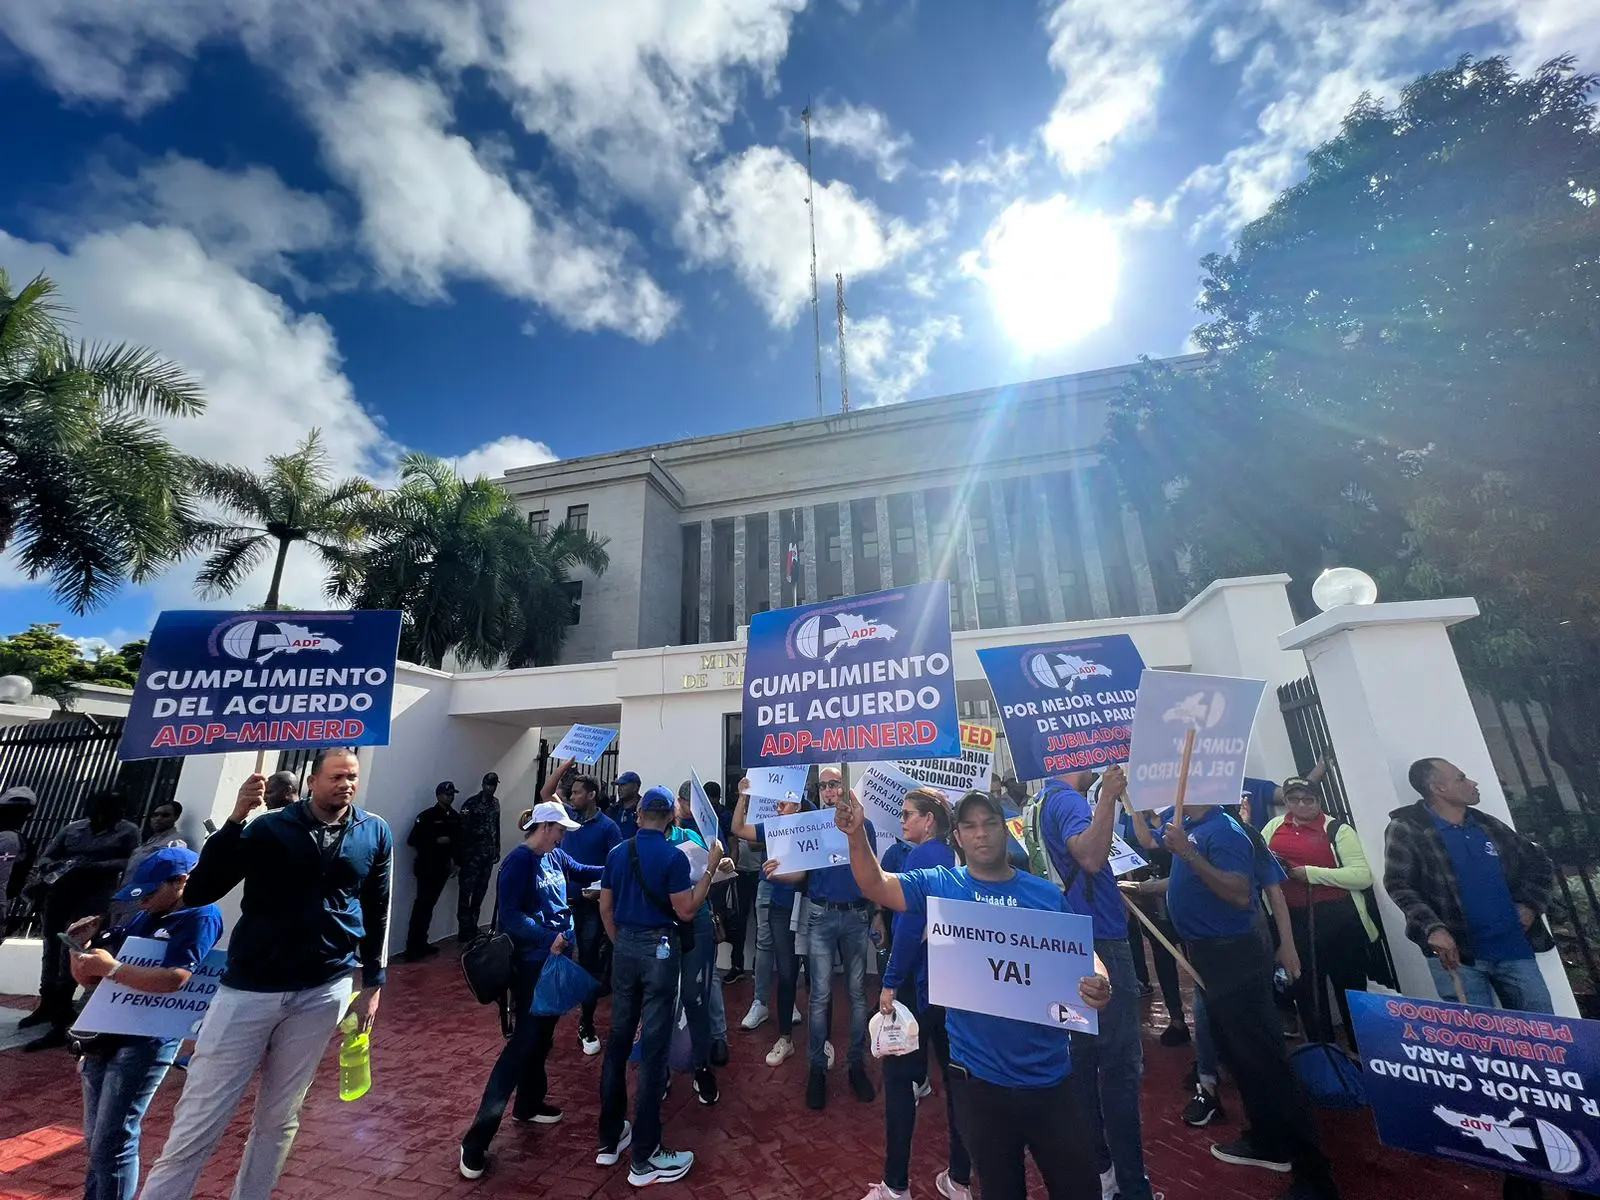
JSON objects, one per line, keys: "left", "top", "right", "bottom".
{"left": 835, "top": 273, "right": 850, "bottom": 414}
{"left": 802, "top": 103, "right": 824, "bottom": 418}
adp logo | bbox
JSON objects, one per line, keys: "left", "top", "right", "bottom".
{"left": 792, "top": 611, "right": 899, "bottom": 664}
{"left": 220, "top": 620, "right": 343, "bottom": 665}
{"left": 1026, "top": 652, "right": 1112, "bottom": 693}
{"left": 1047, "top": 1001, "right": 1091, "bottom": 1030}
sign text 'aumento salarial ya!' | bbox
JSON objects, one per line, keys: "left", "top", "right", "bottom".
{"left": 742, "top": 581, "right": 960, "bottom": 768}
{"left": 118, "top": 610, "right": 404, "bottom": 760}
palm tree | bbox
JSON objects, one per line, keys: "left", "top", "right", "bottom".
{"left": 331, "top": 454, "right": 608, "bottom": 669}
{"left": 0, "top": 268, "right": 204, "bottom": 612}
{"left": 187, "top": 429, "right": 374, "bottom": 610}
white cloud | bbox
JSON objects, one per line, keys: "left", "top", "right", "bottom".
{"left": 797, "top": 101, "right": 912, "bottom": 181}
{"left": 451, "top": 435, "right": 558, "bottom": 481}
{"left": 679, "top": 145, "right": 925, "bottom": 326}
{"left": 847, "top": 313, "right": 962, "bottom": 407}
{"left": 935, "top": 143, "right": 1031, "bottom": 192}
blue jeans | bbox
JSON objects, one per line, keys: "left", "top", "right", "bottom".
{"left": 600, "top": 928, "right": 679, "bottom": 1166}
{"left": 1429, "top": 956, "right": 1554, "bottom": 1014}
{"left": 1194, "top": 987, "right": 1219, "bottom": 1088}
{"left": 1073, "top": 938, "right": 1154, "bottom": 1200}
{"left": 806, "top": 904, "right": 870, "bottom": 1070}
{"left": 680, "top": 908, "right": 717, "bottom": 1067}
{"left": 80, "top": 1037, "right": 180, "bottom": 1200}
{"left": 753, "top": 879, "right": 775, "bottom": 1009}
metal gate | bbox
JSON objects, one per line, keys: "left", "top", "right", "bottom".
{"left": 1, "top": 715, "right": 183, "bottom": 934}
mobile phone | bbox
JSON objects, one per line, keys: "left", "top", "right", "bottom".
{"left": 57, "top": 931, "right": 88, "bottom": 954}
{"left": 204, "top": 819, "right": 218, "bottom": 835}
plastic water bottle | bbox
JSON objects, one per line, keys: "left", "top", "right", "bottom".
{"left": 655, "top": 934, "right": 672, "bottom": 961}
{"left": 1273, "top": 965, "right": 1290, "bottom": 995}
{"left": 337, "top": 1013, "right": 371, "bottom": 1102}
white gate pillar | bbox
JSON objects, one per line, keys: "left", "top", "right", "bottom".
{"left": 1279, "top": 598, "right": 1579, "bottom": 1016}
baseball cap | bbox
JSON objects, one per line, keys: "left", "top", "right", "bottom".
{"left": 436, "top": 781, "right": 458, "bottom": 796}
{"left": 520, "top": 801, "right": 581, "bottom": 832}
{"left": 639, "top": 785, "right": 676, "bottom": 814}
{"left": 0, "top": 785, "right": 36, "bottom": 809}
{"left": 953, "top": 790, "right": 1006, "bottom": 825}
{"left": 115, "top": 846, "right": 200, "bottom": 901}
{"left": 616, "top": 771, "right": 641, "bottom": 788}
{"left": 1282, "top": 777, "right": 1317, "bottom": 798}
{"left": 482, "top": 772, "right": 499, "bottom": 785}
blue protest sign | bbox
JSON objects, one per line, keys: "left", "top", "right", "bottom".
{"left": 552, "top": 724, "right": 618, "bottom": 764}
{"left": 926, "top": 897, "right": 1098, "bottom": 1034}
{"left": 1348, "top": 991, "right": 1600, "bottom": 1191}
{"left": 1124, "top": 670, "right": 1267, "bottom": 812}
{"left": 763, "top": 808, "right": 851, "bottom": 873}
{"left": 977, "top": 635, "right": 1144, "bottom": 783}
{"left": 72, "top": 938, "right": 227, "bottom": 1040}
{"left": 118, "top": 610, "right": 403, "bottom": 761}
{"left": 742, "top": 582, "right": 959, "bottom": 768}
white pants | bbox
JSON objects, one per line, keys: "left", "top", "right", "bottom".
{"left": 139, "top": 978, "right": 352, "bottom": 1200}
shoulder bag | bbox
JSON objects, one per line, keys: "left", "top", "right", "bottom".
{"left": 460, "top": 860, "right": 515, "bottom": 1037}
{"left": 630, "top": 839, "right": 695, "bottom": 954}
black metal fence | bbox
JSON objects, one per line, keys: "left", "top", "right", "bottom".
{"left": 535, "top": 736, "right": 621, "bottom": 801}
{"left": 2, "top": 715, "right": 183, "bottom": 934}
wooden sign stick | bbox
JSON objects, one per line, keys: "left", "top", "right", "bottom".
{"left": 1171, "top": 727, "right": 1197, "bottom": 827}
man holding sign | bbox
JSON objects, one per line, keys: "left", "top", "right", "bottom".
{"left": 835, "top": 789, "right": 1111, "bottom": 1200}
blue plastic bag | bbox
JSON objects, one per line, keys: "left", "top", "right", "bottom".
{"left": 531, "top": 954, "right": 600, "bottom": 1016}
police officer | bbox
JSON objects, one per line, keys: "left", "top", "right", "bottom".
{"left": 457, "top": 772, "right": 501, "bottom": 942}
{"left": 404, "top": 782, "right": 462, "bottom": 961}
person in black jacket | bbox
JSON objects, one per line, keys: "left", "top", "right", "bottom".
{"left": 139, "top": 746, "right": 392, "bottom": 1200}
{"left": 403, "top": 781, "right": 462, "bottom": 961}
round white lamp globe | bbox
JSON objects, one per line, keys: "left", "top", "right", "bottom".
{"left": 1311, "top": 567, "right": 1379, "bottom": 612}
{"left": 0, "top": 675, "right": 34, "bottom": 703}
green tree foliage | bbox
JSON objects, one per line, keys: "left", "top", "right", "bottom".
{"left": 331, "top": 454, "right": 609, "bottom": 669}
{"left": 0, "top": 270, "right": 203, "bottom": 612}
{"left": 1106, "top": 57, "right": 1600, "bottom": 667}
{"left": 0, "top": 624, "right": 142, "bottom": 707}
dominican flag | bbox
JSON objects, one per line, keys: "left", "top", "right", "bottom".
{"left": 784, "top": 542, "right": 799, "bottom": 584}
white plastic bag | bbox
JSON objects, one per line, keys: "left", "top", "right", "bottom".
{"left": 869, "top": 1001, "right": 921, "bottom": 1058}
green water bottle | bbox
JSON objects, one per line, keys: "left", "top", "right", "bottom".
{"left": 337, "top": 1013, "right": 371, "bottom": 1102}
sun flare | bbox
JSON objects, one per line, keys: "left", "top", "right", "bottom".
{"left": 972, "top": 195, "right": 1120, "bottom": 354}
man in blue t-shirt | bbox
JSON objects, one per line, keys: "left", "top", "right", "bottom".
{"left": 836, "top": 788, "right": 1111, "bottom": 1200}
{"left": 1163, "top": 806, "right": 1338, "bottom": 1199}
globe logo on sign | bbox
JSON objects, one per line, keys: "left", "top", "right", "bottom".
{"left": 1162, "top": 691, "right": 1227, "bottom": 729}
{"left": 1047, "top": 1001, "right": 1090, "bottom": 1029}
{"left": 794, "top": 612, "right": 899, "bottom": 664}
{"left": 1026, "top": 652, "right": 1111, "bottom": 693}
{"left": 221, "top": 621, "right": 344, "bottom": 665}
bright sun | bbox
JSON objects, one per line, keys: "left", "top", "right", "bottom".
{"left": 972, "top": 195, "right": 1120, "bottom": 355}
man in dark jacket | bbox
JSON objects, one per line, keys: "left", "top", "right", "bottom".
{"left": 140, "top": 746, "right": 391, "bottom": 1200}
{"left": 403, "top": 781, "right": 462, "bottom": 961}
{"left": 1384, "top": 758, "right": 1556, "bottom": 1014}
{"left": 457, "top": 771, "right": 501, "bottom": 941}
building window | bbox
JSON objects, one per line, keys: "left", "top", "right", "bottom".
{"left": 1017, "top": 574, "right": 1041, "bottom": 624}
{"left": 976, "top": 577, "right": 1001, "bottom": 627}
{"left": 894, "top": 525, "right": 914, "bottom": 557}
{"left": 566, "top": 504, "right": 588, "bottom": 533}
{"left": 561, "top": 580, "right": 583, "bottom": 626}
{"left": 860, "top": 526, "right": 878, "bottom": 561}
{"left": 826, "top": 533, "right": 843, "bottom": 562}
{"left": 970, "top": 517, "right": 989, "bottom": 546}
{"left": 529, "top": 510, "right": 549, "bottom": 535}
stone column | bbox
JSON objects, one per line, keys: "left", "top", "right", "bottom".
{"left": 768, "top": 511, "right": 783, "bottom": 611}
{"left": 1122, "top": 504, "right": 1159, "bottom": 615}
{"left": 733, "top": 515, "right": 748, "bottom": 628}
{"left": 838, "top": 501, "right": 856, "bottom": 598}
{"left": 874, "top": 496, "right": 894, "bottom": 588}
{"left": 1032, "top": 477, "right": 1067, "bottom": 623}
{"left": 802, "top": 505, "right": 818, "bottom": 604}
{"left": 989, "top": 480, "right": 1021, "bottom": 626}
{"left": 1280, "top": 599, "right": 1581, "bottom": 1016}
{"left": 1071, "top": 472, "right": 1112, "bottom": 618}
{"left": 952, "top": 509, "right": 979, "bottom": 631}
{"left": 911, "top": 492, "right": 931, "bottom": 584}
{"left": 697, "top": 522, "right": 713, "bottom": 643}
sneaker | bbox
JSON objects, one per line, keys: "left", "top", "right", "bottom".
{"left": 1159, "top": 1022, "right": 1191, "bottom": 1047}
{"left": 580, "top": 1030, "right": 602, "bottom": 1056}
{"left": 766, "top": 1036, "right": 795, "bottom": 1066}
{"left": 710, "top": 1038, "right": 729, "bottom": 1067}
{"left": 859, "top": 1185, "right": 908, "bottom": 1200}
{"left": 459, "top": 1146, "right": 486, "bottom": 1180}
{"left": 935, "top": 1170, "right": 972, "bottom": 1200}
{"left": 723, "top": 967, "right": 748, "bottom": 985}
{"left": 913, "top": 1078, "right": 933, "bottom": 1103}
{"left": 693, "top": 1066, "right": 720, "bottom": 1106}
{"left": 16, "top": 1009, "right": 50, "bottom": 1030}
{"left": 1211, "top": 1136, "right": 1291, "bottom": 1173}
{"left": 1100, "top": 1167, "right": 1118, "bottom": 1200}
{"left": 595, "top": 1120, "right": 633, "bottom": 1167}
{"left": 824, "top": 1040, "right": 836, "bottom": 1070}
{"left": 628, "top": 1146, "right": 694, "bottom": 1187}
{"left": 849, "top": 1062, "right": 876, "bottom": 1103}
{"left": 806, "top": 1066, "right": 827, "bottom": 1110}
{"left": 512, "top": 1103, "right": 562, "bottom": 1125}
{"left": 741, "top": 1002, "right": 770, "bottom": 1030}
{"left": 1182, "top": 1086, "right": 1226, "bottom": 1128}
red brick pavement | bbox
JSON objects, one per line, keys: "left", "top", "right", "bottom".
{"left": 0, "top": 960, "right": 1507, "bottom": 1200}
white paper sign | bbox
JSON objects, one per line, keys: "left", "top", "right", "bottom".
{"left": 764, "top": 808, "right": 851, "bottom": 873}
{"left": 689, "top": 770, "right": 721, "bottom": 849}
{"left": 746, "top": 765, "right": 809, "bottom": 825}
{"left": 72, "top": 937, "right": 227, "bottom": 1041}
{"left": 1125, "top": 671, "right": 1267, "bottom": 813}
{"left": 552, "top": 724, "right": 618, "bottom": 764}
{"left": 859, "top": 761, "right": 917, "bottom": 838}
{"left": 885, "top": 721, "right": 995, "bottom": 802}
{"left": 926, "top": 897, "right": 1098, "bottom": 1033}
{"left": 1108, "top": 834, "right": 1146, "bottom": 877}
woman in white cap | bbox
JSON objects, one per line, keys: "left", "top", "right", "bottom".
{"left": 459, "top": 800, "right": 603, "bottom": 1180}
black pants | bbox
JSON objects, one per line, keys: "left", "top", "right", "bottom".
{"left": 1188, "top": 933, "right": 1334, "bottom": 1190}
{"left": 1128, "top": 902, "right": 1185, "bottom": 1023}
{"left": 948, "top": 1066, "right": 1097, "bottom": 1199}
{"left": 573, "top": 899, "right": 612, "bottom": 1033}
{"left": 722, "top": 871, "right": 759, "bottom": 970}
{"left": 883, "top": 1000, "right": 969, "bottom": 1193}
{"left": 458, "top": 859, "right": 493, "bottom": 940}
{"left": 406, "top": 868, "right": 450, "bottom": 953}
{"left": 1288, "top": 898, "right": 1368, "bottom": 1051}
{"left": 39, "top": 890, "right": 107, "bottom": 1029}
{"left": 461, "top": 957, "right": 559, "bottom": 1159}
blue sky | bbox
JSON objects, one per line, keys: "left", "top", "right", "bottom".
{"left": 0, "top": 0, "right": 1591, "bottom": 651}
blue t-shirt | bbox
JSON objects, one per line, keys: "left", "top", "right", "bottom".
{"left": 500, "top": 844, "right": 601, "bottom": 962}
{"left": 1240, "top": 777, "right": 1278, "bottom": 830}
{"left": 602, "top": 828, "right": 692, "bottom": 930}
{"left": 1039, "top": 780, "right": 1126, "bottom": 941}
{"left": 880, "top": 840, "right": 912, "bottom": 875}
{"left": 897, "top": 866, "right": 1074, "bottom": 1089}
{"left": 883, "top": 839, "right": 956, "bottom": 1006}
{"left": 612, "top": 802, "right": 640, "bottom": 843}
{"left": 562, "top": 807, "right": 621, "bottom": 877}
{"left": 753, "top": 821, "right": 800, "bottom": 911}
{"left": 804, "top": 817, "right": 877, "bottom": 905}
{"left": 118, "top": 903, "right": 225, "bottom": 975}
{"left": 1431, "top": 811, "right": 1531, "bottom": 962}
{"left": 1166, "top": 808, "right": 1259, "bottom": 941}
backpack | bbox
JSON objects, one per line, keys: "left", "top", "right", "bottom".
{"left": 1325, "top": 817, "right": 1398, "bottom": 990}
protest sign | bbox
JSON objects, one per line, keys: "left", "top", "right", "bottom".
{"left": 677, "top": 837, "right": 737, "bottom": 885}
{"left": 926, "top": 897, "right": 1098, "bottom": 1034}
{"left": 552, "top": 724, "right": 618, "bottom": 764}
{"left": 746, "top": 765, "right": 808, "bottom": 824}
{"left": 977, "top": 635, "right": 1144, "bottom": 782}
{"left": 763, "top": 808, "right": 852, "bottom": 873}
{"left": 72, "top": 938, "right": 227, "bottom": 1040}
{"left": 118, "top": 611, "right": 403, "bottom": 761}
{"left": 1108, "top": 834, "right": 1146, "bottom": 877}
{"left": 887, "top": 722, "right": 995, "bottom": 801}
{"left": 1348, "top": 991, "right": 1600, "bottom": 1191}
{"left": 1124, "top": 671, "right": 1267, "bottom": 813}
{"left": 689, "top": 770, "right": 722, "bottom": 847}
{"left": 743, "top": 582, "right": 959, "bottom": 768}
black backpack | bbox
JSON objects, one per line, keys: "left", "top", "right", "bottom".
{"left": 459, "top": 860, "right": 516, "bottom": 1037}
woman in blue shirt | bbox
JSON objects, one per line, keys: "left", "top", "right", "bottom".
{"left": 460, "top": 801, "right": 604, "bottom": 1180}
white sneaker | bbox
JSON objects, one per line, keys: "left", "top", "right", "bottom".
{"left": 741, "top": 1002, "right": 770, "bottom": 1031}
{"left": 914, "top": 1079, "right": 933, "bottom": 1103}
{"left": 824, "top": 1040, "right": 836, "bottom": 1070}
{"left": 580, "top": 1032, "right": 601, "bottom": 1056}
{"left": 859, "top": 1185, "right": 908, "bottom": 1200}
{"left": 628, "top": 1146, "right": 694, "bottom": 1187}
{"left": 935, "top": 1171, "right": 972, "bottom": 1200}
{"left": 765, "top": 1036, "right": 795, "bottom": 1066}
{"left": 595, "top": 1120, "right": 632, "bottom": 1167}
{"left": 459, "top": 1147, "right": 486, "bottom": 1181}
{"left": 1100, "top": 1167, "right": 1117, "bottom": 1200}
